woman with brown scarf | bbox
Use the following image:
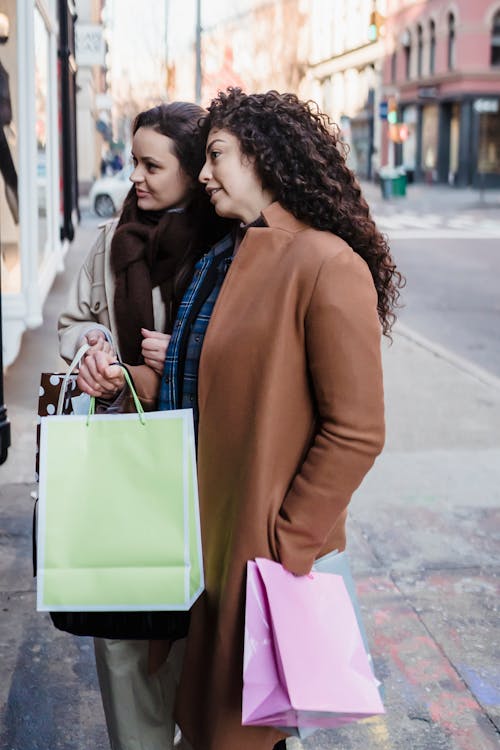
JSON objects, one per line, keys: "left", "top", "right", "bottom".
{"left": 57, "top": 101, "right": 228, "bottom": 750}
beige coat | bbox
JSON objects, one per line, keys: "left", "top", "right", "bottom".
{"left": 58, "top": 219, "right": 160, "bottom": 408}
{"left": 175, "top": 203, "right": 386, "bottom": 750}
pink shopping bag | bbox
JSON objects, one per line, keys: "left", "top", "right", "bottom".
{"left": 242, "top": 558, "right": 384, "bottom": 732}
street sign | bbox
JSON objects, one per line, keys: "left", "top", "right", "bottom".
{"left": 418, "top": 86, "right": 438, "bottom": 100}
{"left": 75, "top": 24, "right": 105, "bottom": 67}
{"left": 474, "top": 98, "right": 499, "bottom": 114}
{"left": 379, "top": 101, "right": 388, "bottom": 120}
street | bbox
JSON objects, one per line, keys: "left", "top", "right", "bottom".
{"left": 392, "top": 237, "right": 500, "bottom": 378}
{"left": 1, "top": 186, "right": 500, "bottom": 749}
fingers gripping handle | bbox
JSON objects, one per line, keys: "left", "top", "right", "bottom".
{"left": 56, "top": 346, "right": 145, "bottom": 425}
{"left": 88, "top": 364, "right": 146, "bottom": 426}
{"left": 56, "top": 343, "right": 91, "bottom": 415}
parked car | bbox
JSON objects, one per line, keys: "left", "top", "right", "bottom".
{"left": 89, "top": 164, "right": 132, "bottom": 217}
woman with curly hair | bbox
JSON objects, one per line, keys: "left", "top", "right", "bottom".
{"left": 161, "top": 87, "right": 403, "bottom": 750}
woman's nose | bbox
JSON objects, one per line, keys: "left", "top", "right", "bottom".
{"left": 130, "top": 165, "right": 143, "bottom": 183}
{"left": 198, "top": 160, "right": 211, "bottom": 183}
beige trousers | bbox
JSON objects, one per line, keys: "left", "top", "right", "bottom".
{"left": 93, "top": 638, "right": 185, "bottom": 750}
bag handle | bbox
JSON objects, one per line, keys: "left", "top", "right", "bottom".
{"left": 56, "top": 343, "right": 91, "bottom": 414}
{"left": 88, "top": 364, "right": 146, "bottom": 426}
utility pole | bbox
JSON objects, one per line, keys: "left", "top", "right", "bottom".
{"left": 195, "top": 0, "right": 202, "bottom": 104}
{"left": 0, "top": 9, "right": 11, "bottom": 463}
{"left": 0, "top": 246, "right": 11, "bottom": 465}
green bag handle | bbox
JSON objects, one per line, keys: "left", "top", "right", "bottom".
{"left": 88, "top": 364, "right": 146, "bottom": 426}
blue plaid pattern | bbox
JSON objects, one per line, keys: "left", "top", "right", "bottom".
{"left": 158, "top": 232, "right": 234, "bottom": 432}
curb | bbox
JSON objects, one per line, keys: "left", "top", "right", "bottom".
{"left": 394, "top": 322, "right": 500, "bottom": 392}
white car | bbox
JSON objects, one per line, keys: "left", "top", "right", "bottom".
{"left": 89, "top": 165, "right": 133, "bottom": 217}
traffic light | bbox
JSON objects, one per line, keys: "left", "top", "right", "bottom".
{"left": 387, "top": 97, "right": 398, "bottom": 124}
{"left": 368, "top": 10, "right": 384, "bottom": 42}
{"left": 389, "top": 123, "right": 410, "bottom": 143}
{"left": 398, "top": 124, "right": 409, "bottom": 142}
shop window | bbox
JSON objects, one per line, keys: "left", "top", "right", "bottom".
{"left": 448, "top": 13, "right": 456, "bottom": 70}
{"left": 417, "top": 24, "right": 423, "bottom": 77}
{"left": 421, "top": 104, "right": 439, "bottom": 181}
{"left": 0, "top": 7, "right": 20, "bottom": 295}
{"left": 449, "top": 103, "right": 460, "bottom": 184}
{"left": 401, "top": 105, "right": 417, "bottom": 180}
{"left": 34, "top": 7, "right": 49, "bottom": 266}
{"left": 478, "top": 109, "right": 500, "bottom": 175}
{"left": 429, "top": 19, "right": 436, "bottom": 75}
{"left": 492, "top": 11, "right": 500, "bottom": 66}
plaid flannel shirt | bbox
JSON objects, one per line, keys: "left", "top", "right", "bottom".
{"left": 158, "top": 232, "right": 234, "bottom": 433}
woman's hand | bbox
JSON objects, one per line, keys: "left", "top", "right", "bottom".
{"left": 84, "top": 329, "right": 115, "bottom": 357}
{"left": 141, "top": 328, "right": 171, "bottom": 375}
{"left": 77, "top": 350, "right": 124, "bottom": 398}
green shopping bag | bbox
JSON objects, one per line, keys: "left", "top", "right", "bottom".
{"left": 36, "top": 368, "right": 204, "bottom": 612}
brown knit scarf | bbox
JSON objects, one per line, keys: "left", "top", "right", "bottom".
{"left": 111, "top": 205, "right": 195, "bottom": 365}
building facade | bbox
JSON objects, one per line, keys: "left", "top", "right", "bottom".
{"left": 164, "top": 0, "right": 385, "bottom": 179}
{"left": 0, "top": 0, "right": 67, "bottom": 367}
{"left": 300, "top": 0, "right": 388, "bottom": 180}
{"left": 382, "top": 0, "right": 500, "bottom": 186}
{"left": 75, "top": 0, "right": 109, "bottom": 194}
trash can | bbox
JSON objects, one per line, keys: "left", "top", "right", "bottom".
{"left": 393, "top": 173, "right": 407, "bottom": 197}
{"left": 378, "top": 166, "right": 407, "bottom": 200}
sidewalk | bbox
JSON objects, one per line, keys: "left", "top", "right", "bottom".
{"left": 1, "top": 206, "right": 500, "bottom": 749}
{"left": 360, "top": 179, "right": 500, "bottom": 217}
{"left": 360, "top": 180, "right": 500, "bottom": 239}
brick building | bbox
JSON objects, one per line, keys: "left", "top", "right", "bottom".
{"left": 382, "top": 0, "right": 500, "bottom": 187}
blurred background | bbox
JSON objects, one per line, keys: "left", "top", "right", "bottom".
{"left": 1, "top": 0, "right": 500, "bottom": 452}
{"left": 0, "top": 6, "right": 499, "bottom": 748}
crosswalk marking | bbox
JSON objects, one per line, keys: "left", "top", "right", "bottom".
{"left": 373, "top": 212, "right": 500, "bottom": 239}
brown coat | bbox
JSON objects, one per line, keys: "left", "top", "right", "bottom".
{"left": 175, "top": 203, "right": 386, "bottom": 750}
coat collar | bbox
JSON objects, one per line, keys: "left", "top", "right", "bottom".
{"left": 261, "top": 202, "right": 309, "bottom": 234}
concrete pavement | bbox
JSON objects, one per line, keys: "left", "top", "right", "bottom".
{"left": 1, "top": 192, "right": 499, "bottom": 749}
{"left": 361, "top": 179, "right": 500, "bottom": 239}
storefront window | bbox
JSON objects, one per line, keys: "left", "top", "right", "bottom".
{"left": 402, "top": 105, "right": 417, "bottom": 178}
{"left": 478, "top": 107, "right": 500, "bottom": 175}
{"left": 421, "top": 104, "right": 439, "bottom": 179}
{"left": 449, "top": 103, "right": 460, "bottom": 184}
{"left": 0, "top": 3, "right": 20, "bottom": 294}
{"left": 34, "top": 6, "right": 49, "bottom": 266}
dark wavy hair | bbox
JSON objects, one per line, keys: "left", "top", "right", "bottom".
{"left": 119, "top": 101, "right": 230, "bottom": 329}
{"left": 202, "top": 88, "right": 404, "bottom": 336}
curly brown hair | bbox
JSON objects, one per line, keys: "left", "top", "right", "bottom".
{"left": 202, "top": 88, "right": 404, "bottom": 336}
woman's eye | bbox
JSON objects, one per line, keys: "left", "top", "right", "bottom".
{"left": 146, "top": 163, "right": 157, "bottom": 172}
{"left": 211, "top": 150, "right": 221, "bottom": 160}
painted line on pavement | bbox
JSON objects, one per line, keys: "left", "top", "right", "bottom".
{"left": 394, "top": 322, "right": 500, "bottom": 392}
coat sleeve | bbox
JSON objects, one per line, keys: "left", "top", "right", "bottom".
{"left": 275, "top": 249, "right": 385, "bottom": 575}
{"left": 58, "top": 228, "right": 114, "bottom": 363}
